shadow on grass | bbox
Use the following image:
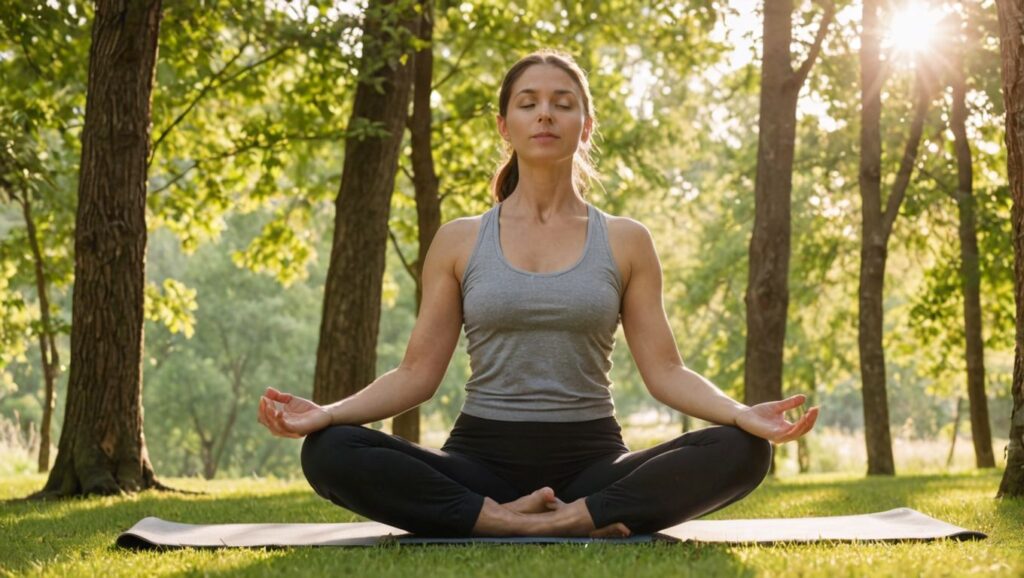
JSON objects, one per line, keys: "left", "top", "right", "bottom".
{"left": 3, "top": 472, "right": 1012, "bottom": 577}
{"left": 2, "top": 484, "right": 756, "bottom": 578}
{"left": 719, "top": 471, "right": 1007, "bottom": 530}
{"left": 1, "top": 487, "right": 355, "bottom": 574}
{"left": 158, "top": 541, "right": 757, "bottom": 578}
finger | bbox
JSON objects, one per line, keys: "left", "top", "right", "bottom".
{"left": 777, "top": 407, "right": 818, "bottom": 443}
{"left": 262, "top": 399, "right": 297, "bottom": 438}
{"left": 265, "top": 387, "right": 294, "bottom": 403}
{"left": 773, "top": 394, "right": 807, "bottom": 413}
{"left": 272, "top": 407, "right": 303, "bottom": 438}
{"left": 802, "top": 406, "right": 820, "bottom": 433}
{"left": 259, "top": 398, "right": 286, "bottom": 436}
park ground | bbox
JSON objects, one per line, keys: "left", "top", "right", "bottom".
{"left": 0, "top": 467, "right": 1021, "bottom": 578}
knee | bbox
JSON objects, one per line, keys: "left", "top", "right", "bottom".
{"left": 717, "top": 426, "right": 773, "bottom": 485}
{"left": 300, "top": 425, "right": 366, "bottom": 491}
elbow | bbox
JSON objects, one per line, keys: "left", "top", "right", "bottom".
{"left": 398, "top": 363, "right": 443, "bottom": 405}
{"left": 642, "top": 363, "right": 687, "bottom": 403}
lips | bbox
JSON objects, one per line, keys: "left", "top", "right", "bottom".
{"left": 531, "top": 132, "right": 559, "bottom": 140}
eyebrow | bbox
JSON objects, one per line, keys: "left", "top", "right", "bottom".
{"left": 514, "top": 89, "right": 578, "bottom": 98}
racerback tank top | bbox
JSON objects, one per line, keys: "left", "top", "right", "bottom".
{"left": 459, "top": 201, "right": 624, "bottom": 422}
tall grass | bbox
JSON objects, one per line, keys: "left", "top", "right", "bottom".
{"left": 0, "top": 413, "right": 39, "bottom": 477}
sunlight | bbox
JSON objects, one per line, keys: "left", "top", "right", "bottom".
{"left": 885, "top": 2, "right": 945, "bottom": 56}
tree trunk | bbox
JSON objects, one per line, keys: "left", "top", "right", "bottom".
{"left": 745, "top": 0, "right": 832, "bottom": 412}
{"left": 950, "top": 43, "right": 995, "bottom": 468}
{"left": 947, "top": 397, "right": 962, "bottom": 468}
{"left": 744, "top": 0, "right": 798, "bottom": 411}
{"left": 857, "top": 0, "right": 933, "bottom": 476}
{"left": 393, "top": 0, "right": 439, "bottom": 444}
{"left": 996, "top": 0, "right": 1024, "bottom": 498}
{"left": 15, "top": 193, "right": 61, "bottom": 473}
{"left": 34, "top": 0, "right": 164, "bottom": 497}
{"left": 313, "top": 0, "right": 418, "bottom": 405}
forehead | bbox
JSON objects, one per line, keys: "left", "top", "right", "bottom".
{"left": 511, "top": 64, "right": 582, "bottom": 98}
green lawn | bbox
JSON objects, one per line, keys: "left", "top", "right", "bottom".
{"left": 0, "top": 470, "right": 1020, "bottom": 577}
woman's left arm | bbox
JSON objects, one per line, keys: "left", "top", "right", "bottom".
{"left": 617, "top": 220, "right": 818, "bottom": 444}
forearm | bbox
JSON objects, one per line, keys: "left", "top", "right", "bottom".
{"left": 323, "top": 366, "right": 434, "bottom": 426}
{"left": 647, "top": 364, "right": 748, "bottom": 426}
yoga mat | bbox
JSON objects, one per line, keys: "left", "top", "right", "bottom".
{"left": 655, "top": 507, "right": 987, "bottom": 543}
{"left": 116, "top": 508, "right": 985, "bottom": 549}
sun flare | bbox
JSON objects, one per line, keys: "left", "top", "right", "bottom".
{"left": 886, "top": 2, "right": 945, "bottom": 55}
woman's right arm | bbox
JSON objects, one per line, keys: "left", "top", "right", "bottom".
{"left": 319, "top": 220, "right": 468, "bottom": 426}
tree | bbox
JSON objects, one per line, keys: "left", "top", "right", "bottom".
{"left": 743, "top": 0, "right": 833, "bottom": 429}
{"left": 34, "top": 0, "right": 166, "bottom": 497}
{"left": 0, "top": 0, "right": 90, "bottom": 474}
{"left": 391, "top": 0, "right": 441, "bottom": 443}
{"left": 857, "top": 0, "right": 937, "bottom": 475}
{"left": 313, "top": 0, "right": 420, "bottom": 405}
{"left": 948, "top": 14, "right": 995, "bottom": 468}
{"left": 996, "top": 0, "right": 1024, "bottom": 497}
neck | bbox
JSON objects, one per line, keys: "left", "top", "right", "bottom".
{"left": 505, "top": 159, "right": 585, "bottom": 222}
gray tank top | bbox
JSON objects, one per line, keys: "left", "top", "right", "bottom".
{"left": 459, "top": 201, "right": 624, "bottom": 422}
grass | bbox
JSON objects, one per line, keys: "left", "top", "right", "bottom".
{"left": 0, "top": 469, "right": 1021, "bottom": 577}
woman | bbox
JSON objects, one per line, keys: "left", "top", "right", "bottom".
{"left": 257, "top": 49, "right": 819, "bottom": 538}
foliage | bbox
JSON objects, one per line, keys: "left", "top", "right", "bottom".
{"left": 0, "top": 0, "right": 1015, "bottom": 480}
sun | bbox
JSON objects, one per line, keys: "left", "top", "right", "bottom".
{"left": 886, "top": 2, "right": 945, "bottom": 56}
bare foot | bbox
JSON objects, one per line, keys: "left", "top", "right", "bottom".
{"left": 472, "top": 496, "right": 632, "bottom": 538}
{"left": 589, "top": 522, "right": 632, "bottom": 538}
{"left": 542, "top": 498, "right": 632, "bottom": 538}
{"left": 501, "top": 487, "right": 562, "bottom": 514}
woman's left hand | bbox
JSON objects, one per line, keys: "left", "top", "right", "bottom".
{"left": 734, "top": 394, "right": 819, "bottom": 444}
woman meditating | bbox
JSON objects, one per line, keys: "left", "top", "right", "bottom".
{"left": 257, "top": 50, "right": 819, "bottom": 538}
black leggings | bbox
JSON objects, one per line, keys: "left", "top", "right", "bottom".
{"left": 301, "top": 413, "right": 772, "bottom": 536}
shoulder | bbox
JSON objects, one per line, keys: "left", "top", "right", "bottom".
{"left": 604, "top": 213, "right": 653, "bottom": 247}
{"left": 432, "top": 214, "right": 486, "bottom": 284}
{"left": 601, "top": 212, "right": 659, "bottom": 289}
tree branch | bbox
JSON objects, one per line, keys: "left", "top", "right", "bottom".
{"left": 148, "top": 128, "right": 348, "bottom": 195}
{"left": 148, "top": 40, "right": 298, "bottom": 169}
{"left": 388, "top": 226, "right": 416, "bottom": 281}
{"left": 149, "top": 40, "right": 251, "bottom": 168}
{"left": 881, "top": 85, "right": 931, "bottom": 239}
{"left": 188, "top": 400, "right": 211, "bottom": 446}
{"left": 431, "top": 27, "right": 481, "bottom": 91}
{"left": 790, "top": 0, "right": 836, "bottom": 89}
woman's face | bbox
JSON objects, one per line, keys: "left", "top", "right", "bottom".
{"left": 497, "top": 63, "right": 593, "bottom": 165}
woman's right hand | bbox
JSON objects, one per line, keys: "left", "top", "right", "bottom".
{"left": 257, "top": 386, "right": 332, "bottom": 438}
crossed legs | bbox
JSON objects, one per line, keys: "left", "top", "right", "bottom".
{"left": 300, "top": 424, "right": 771, "bottom": 537}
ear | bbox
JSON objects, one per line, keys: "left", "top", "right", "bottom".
{"left": 581, "top": 116, "right": 594, "bottom": 144}
{"left": 496, "top": 114, "right": 510, "bottom": 142}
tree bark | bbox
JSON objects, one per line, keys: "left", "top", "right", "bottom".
{"left": 313, "top": 0, "right": 418, "bottom": 405}
{"left": 745, "top": 0, "right": 831, "bottom": 475}
{"left": 996, "top": 0, "right": 1024, "bottom": 497}
{"left": 393, "top": 0, "right": 440, "bottom": 444}
{"left": 34, "top": 0, "right": 165, "bottom": 497}
{"left": 949, "top": 43, "right": 995, "bottom": 468}
{"left": 858, "top": 0, "right": 893, "bottom": 476}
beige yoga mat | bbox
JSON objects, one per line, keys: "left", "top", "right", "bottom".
{"left": 116, "top": 508, "right": 985, "bottom": 549}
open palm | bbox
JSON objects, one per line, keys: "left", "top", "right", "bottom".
{"left": 257, "top": 386, "right": 332, "bottom": 438}
{"left": 735, "top": 394, "right": 819, "bottom": 444}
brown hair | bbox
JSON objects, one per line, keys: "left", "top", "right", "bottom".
{"left": 490, "top": 50, "right": 600, "bottom": 203}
